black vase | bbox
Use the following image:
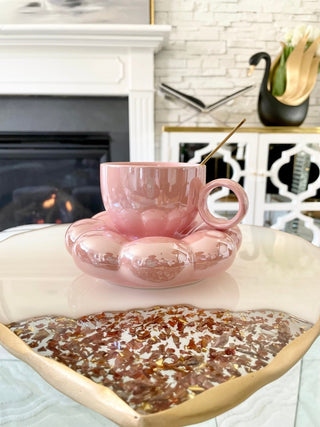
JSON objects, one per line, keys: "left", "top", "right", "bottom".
{"left": 249, "top": 52, "right": 309, "bottom": 126}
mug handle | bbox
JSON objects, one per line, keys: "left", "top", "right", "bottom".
{"left": 198, "top": 178, "right": 249, "bottom": 230}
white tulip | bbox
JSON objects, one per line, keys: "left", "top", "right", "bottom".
{"left": 291, "top": 24, "right": 307, "bottom": 46}
{"left": 305, "top": 25, "right": 315, "bottom": 41}
{"left": 284, "top": 28, "right": 293, "bottom": 44}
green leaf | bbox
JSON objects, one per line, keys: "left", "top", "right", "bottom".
{"left": 271, "top": 46, "right": 294, "bottom": 97}
{"left": 271, "top": 53, "right": 287, "bottom": 96}
{"left": 284, "top": 45, "right": 294, "bottom": 60}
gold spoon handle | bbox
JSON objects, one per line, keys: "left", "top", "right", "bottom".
{"left": 200, "top": 118, "right": 246, "bottom": 165}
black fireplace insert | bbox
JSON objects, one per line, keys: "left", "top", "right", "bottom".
{"left": 0, "top": 132, "right": 110, "bottom": 231}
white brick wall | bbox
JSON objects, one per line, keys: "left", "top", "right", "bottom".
{"left": 154, "top": 0, "right": 320, "bottom": 158}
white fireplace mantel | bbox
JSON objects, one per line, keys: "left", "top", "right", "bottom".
{"left": 0, "top": 24, "right": 171, "bottom": 161}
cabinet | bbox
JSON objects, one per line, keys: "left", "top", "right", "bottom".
{"left": 162, "top": 127, "right": 320, "bottom": 245}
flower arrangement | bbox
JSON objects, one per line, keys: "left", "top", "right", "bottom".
{"left": 269, "top": 25, "right": 320, "bottom": 105}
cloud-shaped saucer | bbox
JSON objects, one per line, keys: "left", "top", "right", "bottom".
{"left": 65, "top": 211, "right": 242, "bottom": 289}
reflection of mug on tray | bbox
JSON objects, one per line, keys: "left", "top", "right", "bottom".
{"left": 100, "top": 162, "right": 249, "bottom": 238}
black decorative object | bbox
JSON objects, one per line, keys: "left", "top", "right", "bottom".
{"left": 249, "top": 52, "right": 309, "bottom": 126}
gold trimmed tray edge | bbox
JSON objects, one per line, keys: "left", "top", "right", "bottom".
{"left": 0, "top": 315, "right": 319, "bottom": 427}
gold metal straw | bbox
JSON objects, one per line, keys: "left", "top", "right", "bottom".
{"left": 200, "top": 118, "right": 246, "bottom": 165}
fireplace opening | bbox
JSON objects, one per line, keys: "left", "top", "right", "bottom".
{"left": 0, "top": 132, "right": 110, "bottom": 231}
{"left": 0, "top": 95, "right": 129, "bottom": 230}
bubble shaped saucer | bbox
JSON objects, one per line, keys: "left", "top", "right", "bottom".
{"left": 65, "top": 211, "right": 242, "bottom": 289}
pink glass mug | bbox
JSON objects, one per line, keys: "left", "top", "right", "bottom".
{"left": 100, "top": 162, "right": 248, "bottom": 238}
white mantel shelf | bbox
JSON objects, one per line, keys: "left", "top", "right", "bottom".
{"left": 0, "top": 24, "right": 171, "bottom": 161}
{"left": 0, "top": 24, "right": 171, "bottom": 50}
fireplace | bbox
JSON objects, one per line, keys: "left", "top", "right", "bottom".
{"left": 0, "top": 95, "right": 126, "bottom": 230}
{"left": 0, "top": 24, "right": 170, "bottom": 160}
{"left": 0, "top": 24, "right": 170, "bottom": 229}
{"left": 0, "top": 132, "right": 110, "bottom": 231}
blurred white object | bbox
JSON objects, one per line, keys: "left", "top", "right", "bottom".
{"left": 19, "top": 0, "right": 103, "bottom": 14}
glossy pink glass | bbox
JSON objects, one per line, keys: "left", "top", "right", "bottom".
{"left": 65, "top": 162, "right": 249, "bottom": 288}
{"left": 100, "top": 162, "right": 248, "bottom": 238}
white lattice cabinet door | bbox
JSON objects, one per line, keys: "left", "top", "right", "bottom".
{"left": 161, "top": 127, "right": 320, "bottom": 245}
{"left": 255, "top": 133, "right": 320, "bottom": 245}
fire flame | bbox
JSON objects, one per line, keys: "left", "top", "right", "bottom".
{"left": 42, "top": 193, "right": 56, "bottom": 209}
{"left": 65, "top": 200, "right": 73, "bottom": 212}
